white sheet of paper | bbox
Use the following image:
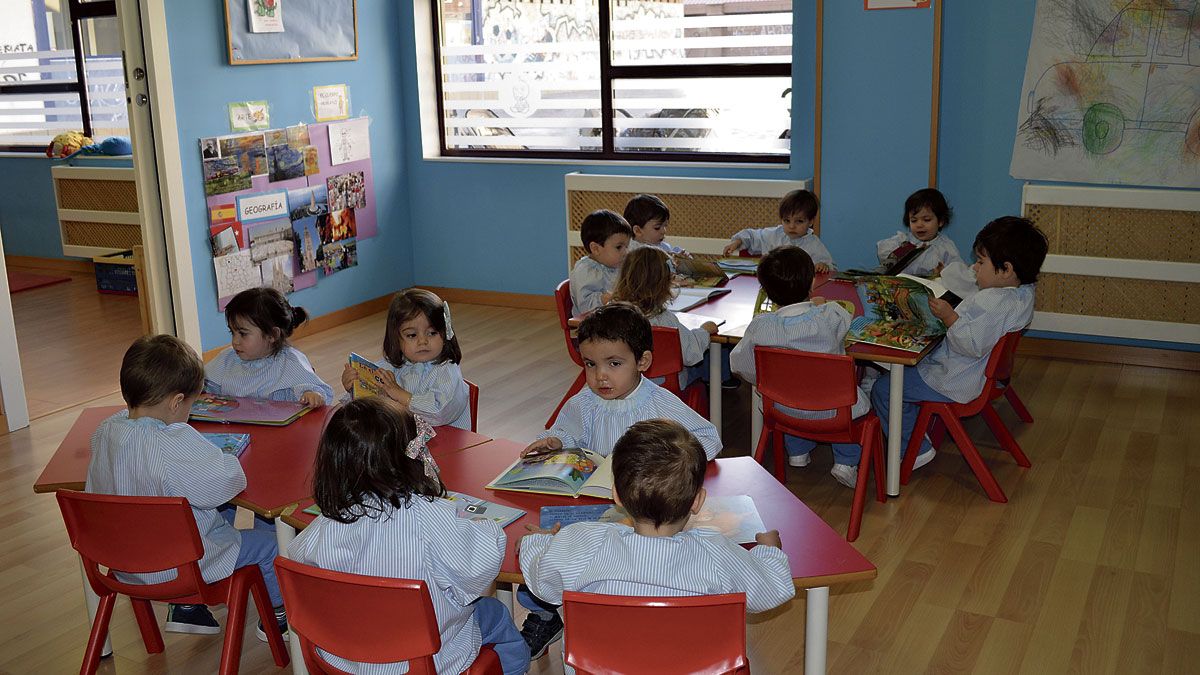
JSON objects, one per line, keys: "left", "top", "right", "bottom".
{"left": 328, "top": 118, "right": 370, "bottom": 166}
{"left": 247, "top": 0, "right": 284, "bottom": 33}
{"left": 675, "top": 312, "right": 724, "bottom": 332}
{"left": 313, "top": 84, "right": 349, "bottom": 122}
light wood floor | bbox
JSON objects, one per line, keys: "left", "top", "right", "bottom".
{"left": 2, "top": 302, "right": 1196, "bottom": 674}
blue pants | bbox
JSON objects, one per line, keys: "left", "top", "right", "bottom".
{"left": 473, "top": 596, "right": 531, "bottom": 675}
{"left": 691, "top": 343, "right": 733, "bottom": 386}
{"left": 516, "top": 584, "right": 558, "bottom": 619}
{"left": 220, "top": 506, "right": 282, "bottom": 607}
{"left": 869, "top": 366, "right": 953, "bottom": 458}
{"left": 783, "top": 435, "right": 862, "bottom": 466}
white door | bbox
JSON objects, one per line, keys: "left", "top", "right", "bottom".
{"left": 0, "top": 231, "right": 30, "bottom": 432}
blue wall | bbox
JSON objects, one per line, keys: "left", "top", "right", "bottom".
{"left": 163, "top": 1, "right": 413, "bottom": 351}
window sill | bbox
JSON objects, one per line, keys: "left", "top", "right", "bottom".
{"left": 0, "top": 152, "right": 133, "bottom": 160}
{"left": 420, "top": 154, "right": 790, "bottom": 170}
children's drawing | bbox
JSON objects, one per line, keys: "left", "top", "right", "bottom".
{"left": 328, "top": 118, "right": 370, "bottom": 165}
{"left": 1012, "top": 0, "right": 1200, "bottom": 188}
{"left": 213, "top": 250, "right": 258, "bottom": 306}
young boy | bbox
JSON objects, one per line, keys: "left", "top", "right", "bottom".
{"left": 526, "top": 302, "right": 722, "bottom": 461}
{"left": 518, "top": 419, "right": 795, "bottom": 661}
{"left": 570, "top": 209, "right": 633, "bottom": 315}
{"left": 624, "top": 193, "right": 687, "bottom": 258}
{"left": 871, "top": 216, "right": 1049, "bottom": 467}
{"left": 729, "top": 246, "right": 871, "bottom": 488}
{"left": 723, "top": 189, "right": 835, "bottom": 273}
{"left": 86, "top": 335, "right": 286, "bottom": 639}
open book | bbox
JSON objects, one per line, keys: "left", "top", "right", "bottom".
{"left": 674, "top": 258, "right": 729, "bottom": 287}
{"left": 538, "top": 495, "right": 766, "bottom": 544}
{"left": 303, "top": 491, "right": 526, "bottom": 528}
{"left": 845, "top": 275, "right": 947, "bottom": 353}
{"left": 675, "top": 312, "right": 724, "bottom": 332}
{"left": 666, "top": 287, "right": 732, "bottom": 313}
{"left": 348, "top": 352, "right": 385, "bottom": 399}
{"left": 190, "top": 393, "right": 311, "bottom": 426}
{"left": 201, "top": 432, "right": 250, "bottom": 457}
{"left": 896, "top": 273, "right": 962, "bottom": 307}
{"left": 487, "top": 448, "right": 613, "bottom": 499}
{"left": 716, "top": 257, "right": 759, "bottom": 274}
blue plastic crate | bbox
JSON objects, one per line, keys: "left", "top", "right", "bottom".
{"left": 93, "top": 252, "right": 137, "bottom": 295}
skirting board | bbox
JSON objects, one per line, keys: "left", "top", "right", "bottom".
{"left": 4, "top": 255, "right": 94, "bottom": 274}
{"left": 422, "top": 287, "right": 555, "bottom": 312}
{"left": 1018, "top": 337, "right": 1200, "bottom": 372}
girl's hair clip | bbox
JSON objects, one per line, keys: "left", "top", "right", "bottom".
{"left": 442, "top": 302, "right": 455, "bottom": 341}
{"left": 404, "top": 415, "right": 439, "bottom": 479}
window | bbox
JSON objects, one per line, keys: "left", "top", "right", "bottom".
{"left": 433, "top": 0, "right": 793, "bottom": 163}
{"left": 0, "top": 0, "right": 127, "bottom": 152}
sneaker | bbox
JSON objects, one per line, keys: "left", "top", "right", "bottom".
{"left": 787, "top": 452, "right": 811, "bottom": 467}
{"left": 520, "top": 612, "right": 564, "bottom": 660}
{"left": 912, "top": 448, "right": 936, "bottom": 471}
{"left": 830, "top": 463, "right": 858, "bottom": 489}
{"left": 256, "top": 607, "right": 288, "bottom": 643}
{"left": 721, "top": 376, "right": 741, "bottom": 390}
{"left": 164, "top": 604, "right": 220, "bottom": 635}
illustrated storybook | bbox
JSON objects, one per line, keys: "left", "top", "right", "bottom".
{"left": 190, "top": 393, "right": 311, "bottom": 426}
{"left": 674, "top": 257, "right": 729, "bottom": 287}
{"left": 303, "top": 492, "right": 526, "bottom": 528}
{"left": 753, "top": 288, "right": 853, "bottom": 318}
{"left": 716, "top": 257, "right": 759, "bottom": 274}
{"left": 201, "top": 432, "right": 250, "bottom": 457}
{"left": 487, "top": 448, "right": 614, "bottom": 499}
{"left": 348, "top": 352, "right": 385, "bottom": 399}
{"left": 667, "top": 287, "right": 732, "bottom": 313}
{"left": 845, "top": 275, "right": 947, "bottom": 353}
{"left": 839, "top": 241, "right": 927, "bottom": 277}
{"left": 895, "top": 273, "right": 962, "bottom": 307}
{"left": 538, "top": 495, "right": 766, "bottom": 545}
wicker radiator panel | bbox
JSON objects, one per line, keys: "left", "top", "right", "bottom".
{"left": 1025, "top": 203, "right": 1200, "bottom": 263}
{"left": 1035, "top": 273, "right": 1198, "bottom": 324}
{"left": 55, "top": 179, "right": 139, "bottom": 213}
{"left": 567, "top": 190, "right": 782, "bottom": 239}
{"left": 568, "top": 246, "right": 726, "bottom": 269}
{"left": 61, "top": 220, "right": 142, "bottom": 249}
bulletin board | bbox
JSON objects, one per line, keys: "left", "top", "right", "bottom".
{"left": 224, "top": 0, "right": 358, "bottom": 66}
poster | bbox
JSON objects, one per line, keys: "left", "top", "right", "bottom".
{"left": 328, "top": 117, "right": 370, "bottom": 165}
{"left": 228, "top": 101, "right": 270, "bottom": 132}
{"left": 218, "top": 133, "right": 268, "bottom": 176}
{"left": 247, "top": 0, "right": 284, "bottom": 33}
{"left": 313, "top": 84, "right": 349, "bottom": 122}
{"left": 203, "top": 157, "right": 251, "bottom": 196}
{"left": 327, "top": 171, "right": 366, "bottom": 210}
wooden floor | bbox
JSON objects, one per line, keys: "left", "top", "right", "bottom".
{"left": 2, "top": 302, "right": 1197, "bottom": 673}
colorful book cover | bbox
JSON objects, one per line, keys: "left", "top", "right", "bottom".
{"left": 304, "top": 493, "right": 526, "bottom": 528}
{"left": 201, "top": 432, "right": 251, "bottom": 457}
{"left": 674, "top": 258, "right": 729, "bottom": 288}
{"left": 348, "top": 352, "right": 385, "bottom": 399}
{"left": 190, "top": 393, "right": 311, "bottom": 426}
{"left": 845, "top": 275, "right": 946, "bottom": 353}
{"left": 487, "top": 448, "right": 613, "bottom": 499}
{"left": 539, "top": 496, "right": 765, "bottom": 545}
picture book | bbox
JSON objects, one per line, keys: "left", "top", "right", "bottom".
{"left": 539, "top": 504, "right": 613, "bottom": 529}
{"left": 896, "top": 273, "right": 963, "bottom": 307}
{"left": 539, "top": 495, "right": 765, "bottom": 545}
{"left": 487, "top": 448, "right": 614, "bottom": 499}
{"left": 674, "top": 257, "right": 729, "bottom": 287}
{"left": 666, "top": 287, "right": 732, "bottom": 313}
{"left": 303, "top": 492, "right": 526, "bottom": 529}
{"left": 716, "top": 257, "right": 759, "bottom": 274}
{"left": 190, "top": 393, "right": 311, "bottom": 426}
{"left": 754, "top": 288, "right": 855, "bottom": 318}
{"left": 348, "top": 352, "right": 385, "bottom": 399}
{"left": 201, "top": 432, "right": 251, "bottom": 457}
{"left": 839, "top": 242, "right": 927, "bottom": 277}
{"left": 845, "top": 275, "right": 947, "bottom": 353}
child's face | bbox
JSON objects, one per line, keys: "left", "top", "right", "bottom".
{"left": 907, "top": 206, "right": 943, "bottom": 242}
{"left": 972, "top": 250, "right": 1017, "bottom": 289}
{"left": 588, "top": 233, "right": 631, "bottom": 269}
{"left": 579, "top": 338, "right": 651, "bottom": 400}
{"left": 397, "top": 312, "right": 445, "bottom": 363}
{"left": 633, "top": 218, "right": 668, "bottom": 245}
{"left": 229, "top": 318, "right": 274, "bottom": 361}
{"left": 781, "top": 212, "right": 812, "bottom": 238}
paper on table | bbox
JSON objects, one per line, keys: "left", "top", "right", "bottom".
{"left": 329, "top": 118, "right": 370, "bottom": 165}
{"left": 675, "top": 312, "right": 724, "bottom": 332}
{"left": 666, "top": 287, "right": 731, "bottom": 313}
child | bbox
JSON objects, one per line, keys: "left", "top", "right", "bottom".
{"left": 86, "top": 335, "right": 286, "bottom": 639}
{"left": 723, "top": 189, "right": 835, "bottom": 273}
{"left": 610, "top": 247, "right": 717, "bottom": 390}
{"left": 871, "top": 216, "right": 1048, "bottom": 468}
{"left": 517, "top": 419, "right": 795, "bottom": 661}
{"left": 287, "top": 398, "right": 529, "bottom": 675}
{"left": 526, "top": 302, "right": 722, "bottom": 461}
{"left": 570, "top": 209, "right": 632, "bottom": 315}
{"left": 339, "top": 288, "right": 472, "bottom": 429}
{"left": 624, "top": 193, "right": 687, "bottom": 258}
{"left": 876, "top": 188, "right": 962, "bottom": 276}
{"left": 205, "top": 287, "right": 334, "bottom": 406}
{"left": 729, "top": 246, "right": 871, "bottom": 488}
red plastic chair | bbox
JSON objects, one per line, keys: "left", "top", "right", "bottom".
{"left": 546, "top": 279, "right": 587, "bottom": 428}
{"left": 274, "top": 556, "right": 501, "bottom": 675}
{"left": 901, "top": 331, "right": 1031, "bottom": 503}
{"left": 752, "top": 347, "right": 885, "bottom": 542}
{"left": 465, "top": 379, "right": 480, "bottom": 432}
{"left": 646, "top": 326, "right": 709, "bottom": 418}
{"left": 562, "top": 591, "right": 749, "bottom": 675}
{"left": 56, "top": 492, "right": 289, "bottom": 675}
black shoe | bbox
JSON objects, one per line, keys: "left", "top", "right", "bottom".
{"left": 255, "top": 606, "right": 288, "bottom": 643}
{"left": 164, "top": 604, "right": 220, "bottom": 635}
{"left": 721, "top": 376, "right": 741, "bottom": 390}
{"left": 520, "top": 612, "right": 563, "bottom": 659}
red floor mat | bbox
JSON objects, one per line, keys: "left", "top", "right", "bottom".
{"left": 8, "top": 270, "right": 71, "bottom": 293}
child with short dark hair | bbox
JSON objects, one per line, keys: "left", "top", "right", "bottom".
{"left": 570, "top": 209, "right": 633, "bottom": 315}
{"left": 876, "top": 188, "right": 962, "bottom": 276}
{"left": 339, "top": 287, "right": 472, "bottom": 429}
{"left": 871, "top": 216, "right": 1049, "bottom": 469}
{"left": 204, "top": 287, "right": 333, "bottom": 406}
{"left": 87, "top": 335, "right": 287, "bottom": 639}
{"left": 723, "top": 189, "right": 835, "bottom": 272}
{"left": 730, "top": 246, "right": 871, "bottom": 488}
{"left": 287, "top": 398, "right": 529, "bottom": 674}
{"left": 624, "top": 193, "right": 687, "bottom": 258}
{"left": 517, "top": 419, "right": 794, "bottom": 661}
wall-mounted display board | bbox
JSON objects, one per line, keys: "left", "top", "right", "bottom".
{"left": 224, "top": 0, "right": 357, "bottom": 65}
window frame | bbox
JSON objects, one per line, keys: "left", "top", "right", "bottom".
{"left": 430, "top": 1, "right": 793, "bottom": 164}
{"left": 0, "top": 0, "right": 119, "bottom": 153}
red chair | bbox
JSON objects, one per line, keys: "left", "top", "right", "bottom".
{"left": 752, "top": 347, "right": 885, "bottom": 542}
{"left": 274, "top": 556, "right": 501, "bottom": 675}
{"left": 465, "top": 379, "right": 480, "bottom": 432}
{"left": 546, "top": 279, "right": 587, "bottom": 428}
{"left": 1000, "top": 382, "right": 1035, "bottom": 423}
{"left": 647, "top": 326, "right": 709, "bottom": 418}
{"left": 901, "top": 331, "right": 1031, "bottom": 503}
{"left": 56, "top": 492, "right": 289, "bottom": 675}
{"left": 562, "top": 591, "right": 749, "bottom": 675}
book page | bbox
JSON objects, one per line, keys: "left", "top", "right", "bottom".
{"left": 488, "top": 448, "right": 601, "bottom": 496}
{"left": 577, "top": 454, "right": 614, "bottom": 499}
{"left": 896, "top": 273, "right": 949, "bottom": 297}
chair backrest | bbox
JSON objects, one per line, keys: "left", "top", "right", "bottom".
{"left": 644, "top": 326, "right": 686, "bottom": 395}
{"left": 754, "top": 346, "right": 859, "bottom": 433}
{"left": 275, "top": 556, "right": 441, "bottom": 673}
{"left": 465, "top": 379, "right": 480, "bottom": 432}
{"left": 562, "top": 591, "right": 748, "bottom": 675}
{"left": 986, "top": 331, "right": 1022, "bottom": 382}
{"left": 56, "top": 491, "right": 208, "bottom": 600}
{"left": 554, "top": 279, "right": 584, "bottom": 367}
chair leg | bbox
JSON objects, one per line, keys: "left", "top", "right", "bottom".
{"left": 129, "top": 598, "right": 164, "bottom": 654}
{"left": 247, "top": 575, "right": 289, "bottom": 667}
{"left": 943, "top": 416, "right": 1007, "bottom": 503}
{"left": 82, "top": 593, "right": 117, "bottom": 675}
{"left": 981, "top": 405, "right": 1032, "bottom": 468}
{"left": 772, "top": 431, "right": 787, "bottom": 483}
{"left": 900, "top": 406, "right": 934, "bottom": 485}
{"left": 871, "top": 422, "right": 887, "bottom": 504}
{"left": 848, "top": 453, "right": 870, "bottom": 542}
{"left": 928, "top": 417, "right": 946, "bottom": 449}
{"left": 544, "top": 370, "right": 586, "bottom": 429}
{"left": 219, "top": 577, "right": 249, "bottom": 675}
{"left": 1003, "top": 385, "right": 1034, "bottom": 423}
{"left": 753, "top": 427, "right": 769, "bottom": 465}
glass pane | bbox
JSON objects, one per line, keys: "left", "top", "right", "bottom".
{"left": 0, "top": 0, "right": 76, "bottom": 146}
{"left": 81, "top": 16, "right": 128, "bottom": 139}
{"left": 612, "top": 77, "right": 791, "bottom": 155}
{"left": 611, "top": 0, "right": 792, "bottom": 67}
{"left": 438, "top": 0, "right": 602, "bottom": 152}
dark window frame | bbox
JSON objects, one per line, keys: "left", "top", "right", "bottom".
{"left": 431, "top": 2, "right": 792, "bottom": 164}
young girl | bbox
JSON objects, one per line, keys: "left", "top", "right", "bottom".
{"left": 876, "top": 188, "right": 962, "bottom": 276}
{"left": 205, "top": 287, "right": 333, "bottom": 406}
{"left": 286, "top": 398, "right": 529, "bottom": 675}
{"left": 340, "top": 288, "right": 472, "bottom": 429}
{"left": 611, "top": 247, "right": 716, "bottom": 390}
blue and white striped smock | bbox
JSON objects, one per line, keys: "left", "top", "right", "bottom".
{"left": 875, "top": 230, "right": 963, "bottom": 276}
{"left": 729, "top": 225, "right": 835, "bottom": 267}
{"left": 374, "top": 359, "right": 472, "bottom": 430}
{"left": 204, "top": 346, "right": 334, "bottom": 404}
{"left": 569, "top": 256, "right": 619, "bottom": 315}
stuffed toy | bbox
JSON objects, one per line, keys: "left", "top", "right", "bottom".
{"left": 46, "top": 131, "right": 92, "bottom": 158}
{"left": 46, "top": 134, "right": 133, "bottom": 159}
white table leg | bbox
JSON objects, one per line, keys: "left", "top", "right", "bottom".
{"left": 805, "top": 586, "right": 829, "bottom": 675}
{"left": 495, "top": 584, "right": 515, "bottom": 614}
{"left": 751, "top": 387, "right": 763, "bottom": 455}
{"left": 887, "top": 364, "right": 904, "bottom": 497}
{"left": 79, "top": 559, "right": 113, "bottom": 657}
{"left": 709, "top": 342, "right": 722, "bottom": 438}
{"left": 273, "top": 520, "right": 308, "bottom": 675}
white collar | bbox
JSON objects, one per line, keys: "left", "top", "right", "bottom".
{"left": 775, "top": 301, "right": 817, "bottom": 318}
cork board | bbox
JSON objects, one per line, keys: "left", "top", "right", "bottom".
{"left": 567, "top": 190, "right": 783, "bottom": 240}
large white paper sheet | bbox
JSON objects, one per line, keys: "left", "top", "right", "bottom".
{"left": 328, "top": 118, "right": 370, "bottom": 166}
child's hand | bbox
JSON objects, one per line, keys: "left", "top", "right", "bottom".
{"left": 678, "top": 249, "right": 692, "bottom": 258}
{"left": 815, "top": 262, "right": 831, "bottom": 274}
{"left": 300, "top": 391, "right": 325, "bottom": 408}
{"left": 933, "top": 262, "right": 945, "bottom": 276}
{"left": 600, "top": 292, "right": 613, "bottom": 305}
{"left": 754, "top": 530, "right": 783, "bottom": 549}
{"left": 524, "top": 522, "right": 562, "bottom": 536}
{"left": 723, "top": 239, "right": 744, "bottom": 256}
{"left": 701, "top": 321, "right": 719, "bottom": 335}
{"left": 809, "top": 296, "right": 826, "bottom": 306}
{"left": 928, "top": 298, "right": 958, "bottom": 326}
{"left": 340, "top": 363, "right": 357, "bottom": 392}
{"left": 522, "top": 437, "right": 563, "bottom": 458}
{"left": 376, "top": 370, "right": 413, "bottom": 407}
